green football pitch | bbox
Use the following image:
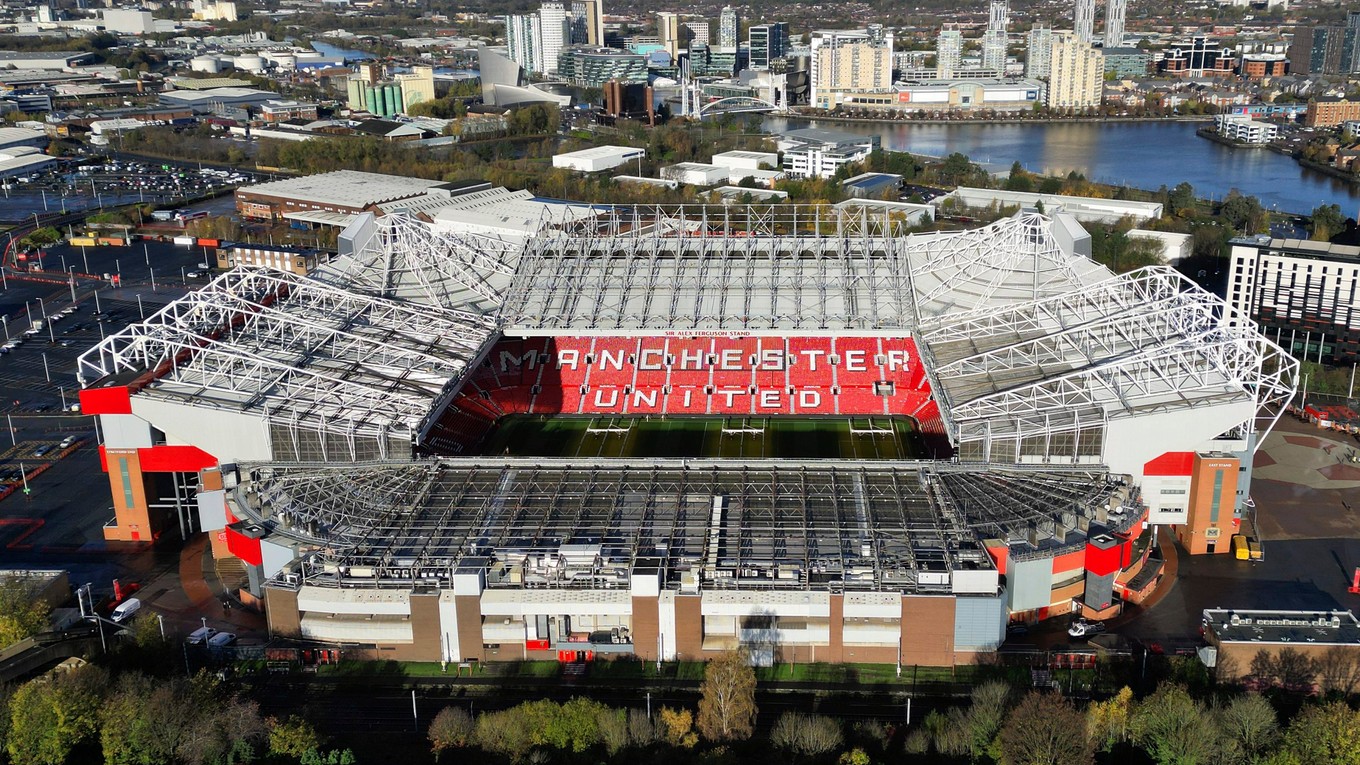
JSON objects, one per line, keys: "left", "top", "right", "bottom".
{"left": 479, "top": 415, "right": 925, "bottom": 460}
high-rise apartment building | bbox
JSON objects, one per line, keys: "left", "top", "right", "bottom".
{"left": 719, "top": 6, "right": 739, "bottom": 49}
{"left": 936, "top": 27, "right": 963, "bottom": 78}
{"left": 748, "top": 22, "right": 789, "bottom": 70}
{"left": 1289, "top": 21, "right": 1360, "bottom": 75}
{"left": 539, "top": 2, "right": 571, "bottom": 75}
{"left": 1045, "top": 31, "right": 1102, "bottom": 109}
{"left": 1073, "top": 0, "right": 1096, "bottom": 44}
{"left": 810, "top": 26, "right": 895, "bottom": 109}
{"left": 981, "top": 0, "right": 1009, "bottom": 72}
{"left": 1104, "top": 0, "right": 1126, "bottom": 47}
{"left": 1026, "top": 26, "right": 1053, "bottom": 79}
{"left": 571, "top": 0, "right": 603, "bottom": 46}
{"left": 506, "top": 12, "right": 544, "bottom": 74}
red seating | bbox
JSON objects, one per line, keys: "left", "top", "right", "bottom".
{"left": 787, "top": 337, "right": 835, "bottom": 387}
{"left": 443, "top": 333, "right": 937, "bottom": 451}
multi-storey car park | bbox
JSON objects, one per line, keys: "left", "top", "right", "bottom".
{"left": 76, "top": 200, "right": 1296, "bottom": 667}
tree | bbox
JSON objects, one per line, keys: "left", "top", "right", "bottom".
{"left": 658, "top": 706, "right": 698, "bottom": 749}
{"left": 269, "top": 715, "right": 321, "bottom": 760}
{"left": 1219, "top": 191, "right": 1266, "bottom": 234}
{"left": 1310, "top": 203, "right": 1346, "bottom": 242}
{"left": 1217, "top": 693, "right": 1278, "bottom": 764}
{"left": 1000, "top": 691, "right": 1093, "bottom": 765}
{"left": 1129, "top": 683, "right": 1219, "bottom": 765}
{"left": 1274, "top": 701, "right": 1360, "bottom": 765}
{"left": 1087, "top": 686, "right": 1133, "bottom": 753}
{"left": 1168, "top": 182, "right": 1197, "bottom": 217}
{"left": 428, "top": 706, "right": 474, "bottom": 757}
{"left": 1005, "top": 161, "right": 1034, "bottom": 192}
{"left": 771, "top": 712, "right": 843, "bottom": 757}
{"left": 6, "top": 666, "right": 107, "bottom": 765}
{"left": 697, "top": 650, "right": 757, "bottom": 742}
{"left": 0, "top": 577, "right": 50, "bottom": 648}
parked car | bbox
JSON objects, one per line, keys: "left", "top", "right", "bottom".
{"left": 1068, "top": 619, "right": 1107, "bottom": 639}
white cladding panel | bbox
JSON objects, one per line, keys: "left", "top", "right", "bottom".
{"left": 842, "top": 592, "right": 901, "bottom": 618}
{"left": 952, "top": 569, "right": 1000, "bottom": 594}
{"left": 438, "top": 591, "right": 462, "bottom": 661}
{"left": 196, "top": 489, "right": 227, "bottom": 532}
{"left": 130, "top": 397, "right": 272, "bottom": 462}
{"left": 1104, "top": 400, "right": 1254, "bottom": 478}
{"left": 101, "top": 414, "right": 153, "bottom": 449}
{"left": 842, "top": 623, "right": 901, "bottom": 645}
{"left": 906, "top": 90, "right": 950, "bottom": 103}
{"left": 296, "top": 585, "right": 411, "bottom": 615}
{"left": 659, "top": 592, "right": 678, "bottom": 660}
{"left": 300, "top": 616, "right": 413, "bottom": 643}
{"left": 702, "top": 590, "right": 831, "bottom": 617}
{"left": 479, "top": 589, "right": 631, "bottom": 616}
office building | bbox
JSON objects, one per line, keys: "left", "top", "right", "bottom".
{"left": 539, "top": 2, "right": 572, "bottom": 75}
{"left": 981, "top": 0, "right": 1008, "bottom": 72}
{"left": 1204, "top": 610, "right": 1360, "bottom": 683}
{"left": 748, "top": 22, "right": 789, "bottom": 71}
{"left": 657, "top": 12, "right": 684, "bottom": 59}
{"left": 1102, "top": 47, "right": 1151, "bottom": 78}
{"left": 776, "top": 127, "right": 880, "bottom": 178}
{"left": 810, "top": 27, "right": 895, "bottom": 109}
{"left": 1228, "top": 236, "right": 1360, "bottom": 363}
{"left": 719, "top": 6, "right": 739, "bottom": 49}
{"left": 1159, "top": 36, "right": 1235, "bottom": 77}
{"left": 571, "top": 0, "right": 603, "bottom": 46}
{"left": 557, "top": 46, "right": 647, "bottom": 87}
{"left": 1026, "top": 26, "right": 1052, "bottom": 79}
{"left": 1074, "top": 0, "right": 1096, "bottom": 44}
{"left": 831, "top": 78, "right": 1042, "bottom": 114}
{"left": 1105, "top": 0, "right": 1126, "bottom": 47}
{"left": 506, "top": 13, "right": 544, "bottom": 75}
{"left": 1238, "top": 53, "right": 1288, "bottom": 79}
{"left": 1046, "top": 32, "right": 1102, "bottom": 109}
{"left": 686, "top": 20, "right": 710, "bottom": 47}
{"left": 937, "top": 27, "right": 964, "bottom": 79}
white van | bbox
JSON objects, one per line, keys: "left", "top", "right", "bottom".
{"left": 186, "top": 626, "right": 217, "bottom": 644}
{"left": 207, "top": 632, "right": 236, "bottom": 648}
{"left": 110, "top": 598, "right": 142, "bottom": 623}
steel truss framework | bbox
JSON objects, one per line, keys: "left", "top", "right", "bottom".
{"left": 320, "top": 212, "right": 523, "bottom": 308}
{"left": 499, "top": 210, "right": 1108, "bottom": 331}
{"left": 77, "top": 267, "right": 498, "bottom": 449}
{"left": 918, "top": 267, "right": 1299, "bottom": 461}
{"left": 232, "top": 459, "right": 1135, "bottom": 592}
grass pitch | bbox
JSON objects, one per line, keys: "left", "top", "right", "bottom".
{"left": 479, "top": 416, "right": 925, "bottom": 460}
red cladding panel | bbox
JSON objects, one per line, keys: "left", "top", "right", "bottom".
{"left": 986, "top": 544, "right": 1009, "bottom": 575}
{"left": 1085, "top": 542, "right": 1124, "bottom": 577}
{"left": 1051, "top": 548, "right": 1086, "bottom": 574}
{"left": 137, "top": 445, "right": 217, "bottom": 473}
{"left": 80, "top": 386, "right": 132, "bottom": 415}
{"left": 1144, "top": 451, "right": 1195, "bottom": 476}
{"left": 526, "top": 639, "right": 551, "bottom": 651}
{"left": 225, "top": 528, "right": 263, "bottom": 566}
{"left": 98, "top": 445, "right": 108, "bottom": 473}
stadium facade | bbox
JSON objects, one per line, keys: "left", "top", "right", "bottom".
{"left": 78, "top": 200, "right": 1296, "bottom": 666}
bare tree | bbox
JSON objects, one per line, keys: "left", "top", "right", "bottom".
{"left": 697, "top": 650, "right": 757, "bottom": 742}
{"left": 770, "top": 712, "right": 843, "bottom": 757}
{"left": 999, "top": 691, "right": 1093, "bottom": 765}
{"left": 1216, "top": 693, "right": 1278, "bottom": 763}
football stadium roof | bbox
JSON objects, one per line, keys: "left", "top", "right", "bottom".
{"left": 230, "top": 459, "right": 1139, "bottom": 591}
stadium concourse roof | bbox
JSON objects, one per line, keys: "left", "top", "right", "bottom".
{"left": 228, "top": 459, "right": 1140, "bottom": 591}
{"left": 76, "top": 267, "right": 497, "bottom": 446}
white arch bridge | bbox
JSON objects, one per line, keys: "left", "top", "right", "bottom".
{"left": 697, "top": 96, "right": 783, "bottom": 117}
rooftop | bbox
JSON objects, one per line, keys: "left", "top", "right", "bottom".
{"left": 779, "top": 127, "right": 875, "bottom": 146}
{"left": 237, "top": 170, "right": 446, "bottom": 209}
{"left": 230, "top": 459, "right": 1134, "bottom": 592}
{"left": 555, "top": 145, "right": 645, "bottom": 161}
{"left": 1204, "top": 609, "right": 1360, "bottom": 645}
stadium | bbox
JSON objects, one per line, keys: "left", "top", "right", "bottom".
{"left": 77, "top": 201, "right": 1296, "bottom": 667}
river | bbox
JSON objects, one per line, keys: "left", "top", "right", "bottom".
{"left": 763, "top": 117, "right": 1358, "bottom": 216}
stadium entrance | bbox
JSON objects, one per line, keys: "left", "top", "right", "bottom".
{"left": 480, "top": 415, "right": 926, "bottom": 460}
